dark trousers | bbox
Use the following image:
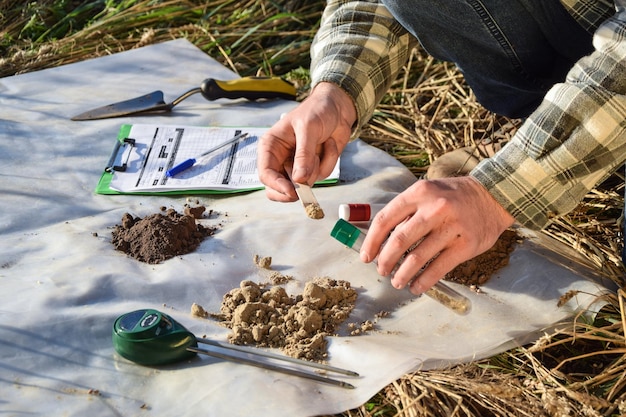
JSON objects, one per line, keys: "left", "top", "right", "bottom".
{"left": 381, "top": 0, "right": 595, "bottom": 118}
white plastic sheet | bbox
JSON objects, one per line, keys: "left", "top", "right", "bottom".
{"left": 0, "top": 39, "right": 615, "bottom": 416}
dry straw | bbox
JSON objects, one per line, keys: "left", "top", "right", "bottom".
{"left": 2, "top": 0, "right": 625, "bottom": 415}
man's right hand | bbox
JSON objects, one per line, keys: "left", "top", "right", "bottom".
{"left": 257, "top": 82, "right": 357, "bottom": 202}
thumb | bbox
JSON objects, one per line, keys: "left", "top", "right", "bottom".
{"left": 291, "top": 131, "right": 322, "bottom": 184}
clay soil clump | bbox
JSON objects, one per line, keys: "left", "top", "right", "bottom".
{"left": 213, "top": 278, "right": 357, "bottom": 362}
{"left": 111, "top": 208, "right": 217, "bottom": 264}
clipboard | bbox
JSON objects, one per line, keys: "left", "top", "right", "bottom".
{"left": 95, "top": 124, "right": 340, "bottom": 195}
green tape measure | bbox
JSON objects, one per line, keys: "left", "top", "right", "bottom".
{"left": 111, "top": 308, "right": 357, "bottom": 388}
{"left": 112, "top": 309, "right": 198, "bottom": 366}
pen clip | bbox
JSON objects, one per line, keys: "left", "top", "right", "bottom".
{"left": 105, "top": 137, "right": 136, "bottom": 173}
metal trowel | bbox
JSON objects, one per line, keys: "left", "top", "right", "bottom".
{"left": 71, "top": 76, "right": 297, "bottom": 121}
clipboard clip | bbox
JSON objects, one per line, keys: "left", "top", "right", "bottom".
{"left": 105, "top": 138, "right": 136, "bottom": 173}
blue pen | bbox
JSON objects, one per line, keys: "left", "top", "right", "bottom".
{"left": 166, "top": 132, "right": 249, "bottom": 177}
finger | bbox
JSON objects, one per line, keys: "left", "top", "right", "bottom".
{"left": 360, "top": 194, "right": 416, "bottom": 263}
{"left": 257, "top": 129, "right": 294, "bottom": 186}
{"left": 263, "top": 177, "right": 298, "bottom": 202}
{"left": 317, "top": 138, "right": 340, "bottom": 181}
{"left": 388, "top": 228, "right": 456, "bottom": 290}
{"left": 264, "top": 188, "right": 298, "bottom": 202}
{"left": 407, "top": 247, "right": 468, "bottom": 295}
{"left": 257, "top": 134, "right": 284, "bottom": 181}
{"left": 367, "top": 199, "right": 434, "bottom": 276}
{"left": 291, "top": 118, "right": 323, "bottom": 183}
{"left": 297, "top": 146, "right": 322, "bottom": 186}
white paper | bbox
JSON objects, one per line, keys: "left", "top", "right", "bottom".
{"left": 107, "top": 124, "right": 340, "bottom": 192}
{"left": 0, "top": 39, "right": 616, "bottom": 417}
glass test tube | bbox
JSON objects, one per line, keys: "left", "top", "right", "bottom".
{"left": 330, "top": 219, "right": 471, "bottom": 315}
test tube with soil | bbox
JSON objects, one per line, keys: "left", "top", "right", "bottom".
{"left": 330, "top": 219, "right": 471, "bottom": 315}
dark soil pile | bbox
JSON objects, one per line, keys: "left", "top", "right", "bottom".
{"left": 111, "top": 208, "right": 217, "bottom": 264}
{"left": 445, "top": 229, "right": 520, "bottom": 286}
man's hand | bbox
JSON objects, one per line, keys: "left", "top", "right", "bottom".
{"left": 257, "top": 82, "right": 356, "bottom": 202}
{"left": 360, "top": 176, "right": 516, "bottom": 295}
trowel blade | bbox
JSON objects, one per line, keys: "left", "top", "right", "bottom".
{"left": 71, "top": 91, "right": 169, "bottom": 120}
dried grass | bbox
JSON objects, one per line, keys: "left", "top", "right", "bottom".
{"left": 0, "top": 0, "right": 321, "bottom": 77}
{"left": 2, "top": 1, "right": 625, "bottom": 415}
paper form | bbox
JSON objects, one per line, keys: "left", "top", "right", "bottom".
{"left": 106, "top": 124, "right": 340, "bottom": 193}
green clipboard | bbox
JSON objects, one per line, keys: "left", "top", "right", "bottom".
{"left": 95, "top": 124, "right": 339, "bottom": 196}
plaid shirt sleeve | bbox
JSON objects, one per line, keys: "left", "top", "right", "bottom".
{"left": 471, "top": 3, "right": 626, "bottom": 229}
{"left": 310, "top": 0, "right": 416, "bottom": 134}
{"left": 311, "top": 0, "right": 625, "bottom": 231}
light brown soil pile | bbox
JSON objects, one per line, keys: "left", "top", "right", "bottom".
{"left": 213, "top": 278, "right": 357, "bottom": 362}
{"left": 111, "top": 208, "right": 217, "bottom": 264}
{"left": 199, "top": 230, "right": 519, "bottom": 361}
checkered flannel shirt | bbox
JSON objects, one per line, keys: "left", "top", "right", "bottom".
{"left": 310, "top": 0, "right": 623, "bottom": 229}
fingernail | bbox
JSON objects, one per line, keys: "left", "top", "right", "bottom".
{"left": 410, "top": 280, "right": 425, "bottom": 294}
{"left": 292, "top": 167, "right": 305, "bottom": 180}
{"left": 391, "top": 277, "right": 403, "bottom": 289}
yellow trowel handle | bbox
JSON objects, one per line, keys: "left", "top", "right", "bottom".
{"left": 200, "top": 76, "right": 297, "bottom": 101}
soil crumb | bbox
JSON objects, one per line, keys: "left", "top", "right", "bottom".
{"left": 191, "top": 302, "right": 209, "bottom": 318}
{"left": 111, "top": 208, "right": 217, "bottom": 264}
{"left": 253, "top": 254, "right": 295, "bottom": 284}
{"left": 183, "top": 204, "right": 206, "bottom": 219}
{"left": 445, "top": 229, "right": 520, "bottom": 286}
{"left": 214, "top": 278, "right": 357, "bottom": 361}
{"left": 347, "top": 320, "right": 374, "bottom": 336}
{"left": 305, "top": 203, "right": 325, "bottom": 219}
{"left": 267, "top": 271, "right": 294, "bottom": 285}
{"left": 253, "top": 254, "right": 272, "bottom": 269}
